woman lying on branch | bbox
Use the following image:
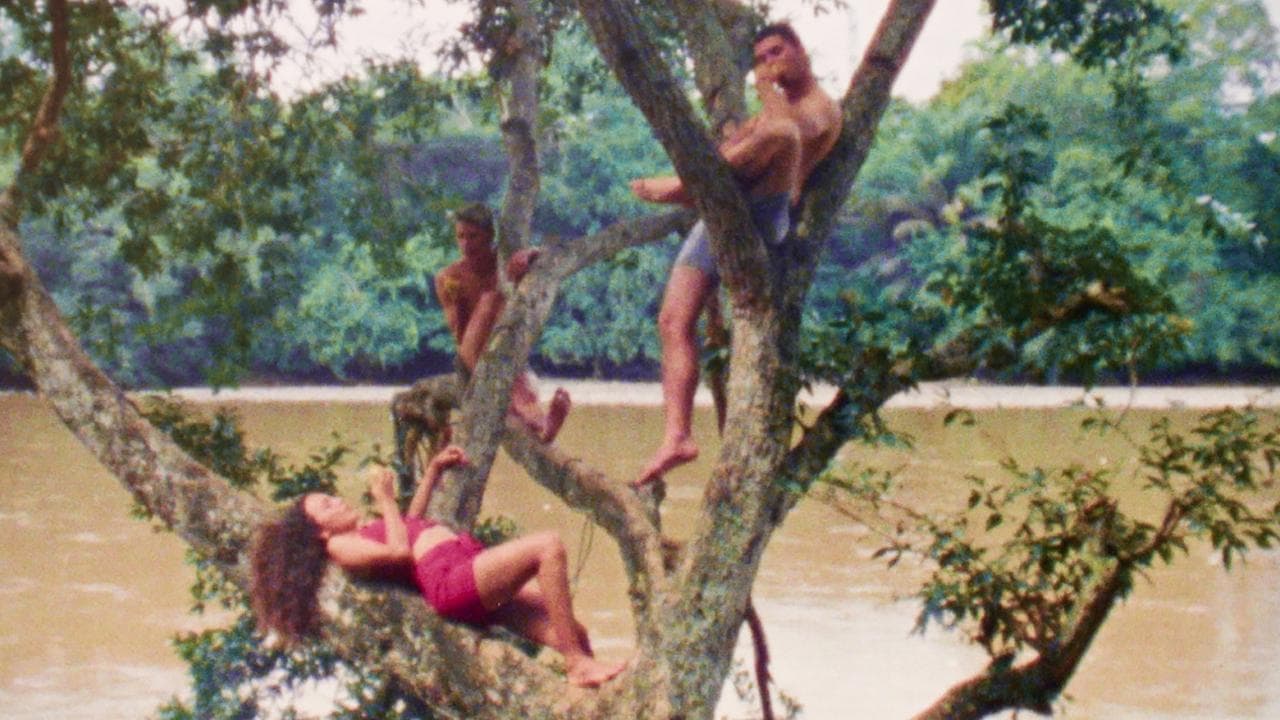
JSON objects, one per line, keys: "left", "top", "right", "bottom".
{"left": 250, "top": 445, "right": 627, "bottom": 688}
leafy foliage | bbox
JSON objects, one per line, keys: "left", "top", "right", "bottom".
{"left": 135, "top": 397, "right": 459, "bottom": 718}
{"left": 826, "top": 407, "right": 1280, "bottom": 664}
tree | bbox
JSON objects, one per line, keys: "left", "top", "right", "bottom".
{"left": 2, "top": 1, "right": 1278, "bottom": 719}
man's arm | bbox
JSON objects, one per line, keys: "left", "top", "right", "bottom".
{"left": 505, "top": 247, "right": 540, "bottom": 283}
{"left": 456, "top": 290, "right": 503, "bottom": 370}
{"left": 630, "top": 115, "right": 785, "bottom": 204}
{"left": 631, "top": 69, "right": 806, "bottom": 205}
{"left": 434, "top": 268, "right": 465, "bottom": 342}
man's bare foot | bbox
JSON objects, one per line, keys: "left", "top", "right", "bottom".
{"left": 566, "top": 656, "right": 627, "bottom": 688}
{"left": 633, "top": 436, "right": 698, "bottom": 487}
{"left": 540, "top": 388, "right": 571, "bottom": 443}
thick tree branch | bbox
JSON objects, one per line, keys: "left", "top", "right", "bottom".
{"left": 575, "top": 0, "right": 772, "bottom": 309}
{"left": 0, "top": 5, "right": 649, "bottom": 710}
{"left": 495, "top": 0, "right": 541, "bottom": 259}
{"left": 669, "top": 0, "right": 753, "bottom": 134}
{"left": 789, "top": 0, "right": 937, "bottom": 311}
{"left": 434, "top": 0, "right": 546, "bottom": 527}
{"left": 3, "top": 210, "right": 647, "bottom": 720}
{"left": 1, "top": 0, "right": 71, "bottom": 229}
{"left": 319, "top": 580, "right": 639, "bottom": 719}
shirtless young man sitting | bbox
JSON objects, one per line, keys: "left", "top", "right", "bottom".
{"left": 434, "top": 203, "right": 570, "bottom": 443}
{"left": 630, "top": 22, "right": 842, "bottom": 486}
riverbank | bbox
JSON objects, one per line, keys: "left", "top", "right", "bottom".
{"left": 127, "top": 379, "right": 1280, "bottom": 409}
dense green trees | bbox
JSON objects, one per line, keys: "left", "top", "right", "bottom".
{"left": 3, "top": 1, "right": 1280, "bottom": 719}
{"left": 5, "top": 0, "right": 1277, "bottom": 386}
{"left": 831, "top": 0, "right": 1280, "bottom": 379}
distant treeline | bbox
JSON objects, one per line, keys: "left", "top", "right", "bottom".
{"left": 2, "top": 1, "right": 1278, "bottom": 389}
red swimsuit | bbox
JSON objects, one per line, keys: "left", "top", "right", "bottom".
{"left": 359, "top": 517, "right": 492, "bottom": 625}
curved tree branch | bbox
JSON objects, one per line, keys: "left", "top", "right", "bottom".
{"left": 575, "top": 0, "right": 772, "bottom": 310}
{"left": 1, "top": 0, "right": 71, "bottom": 229}
{"left": 501, "top": 425, "right": 673, "bottom": 606}
{"left": 912, "top": 553, "right": 1130, "bottom": 720}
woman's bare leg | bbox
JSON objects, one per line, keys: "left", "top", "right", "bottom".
{"left": 471, "top": 532, "right": 624, "bottom": 687}
{"left": 491, "top": 581, "right": 593, "bottom": 657}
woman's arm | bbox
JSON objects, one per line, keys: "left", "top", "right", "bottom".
{"left": 325, "top": 533, "right": 411, "bottom": 571}
{"left": 320, "top": 467, "right": 417, "bottom": 573}
{"left": 408, "top": 445, "right": 468, "bottom": 518}
{"left": 326, "top": 466, "right": 413, "bottom": 572}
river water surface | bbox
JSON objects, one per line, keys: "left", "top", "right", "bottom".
{"left": 2, "top": 389, "right": 1279, "bottom": 719}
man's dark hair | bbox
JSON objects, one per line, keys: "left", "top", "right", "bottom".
{"left": 753, "top": 22, "right": 803, "bottom": 50}
{"left": 452, "top": 203, "right": 494, "bottom": 235}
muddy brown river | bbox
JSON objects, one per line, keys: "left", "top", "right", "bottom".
{"left": 2, "top": 389, "right": 1278, "bottom": 718}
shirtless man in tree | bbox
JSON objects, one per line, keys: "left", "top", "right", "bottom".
{"left": 630, "top": 22, "right": 842, "bottom": 486}
{"left": 435, "top": 203, "right": 570, "bottom": 443}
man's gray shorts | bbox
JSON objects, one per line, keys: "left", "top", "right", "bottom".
{"left": 673, "top": 193, "right": 791, "bottom": 281}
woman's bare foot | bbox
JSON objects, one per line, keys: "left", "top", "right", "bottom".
{"left": 540, "top": 388, "right": 571, "bottom": 443}
{"left": 633, "top": 436, "right": 698, "bottom": 487}
{"left": 565, "top": 656, "right": 627, "bottom": 688}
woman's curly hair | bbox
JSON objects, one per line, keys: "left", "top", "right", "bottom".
{"left": 250, "top": 497, "right": 330, "bottom": 645}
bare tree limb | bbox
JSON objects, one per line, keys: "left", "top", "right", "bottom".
{"left": 1, "top": 0, "right": 71, "bottom": 229}
{"left": 501, "top": 424, "right": 673, "bottom": 606}
{"left": 433, "top": 0, "right": 548, "bottom": 527}
{"left": 789, "top": 0, "right": 938, "bottom": 311}
{"left": 912, "top": 551, "right": 1130, "bottom": 720}
{"left": 495, "top": 0, "right": 542, "bottom": 259}
{"left": 575, "top": 0, "right": 772, "bottom": 310}
{"left": 669, "top": 0, "right": 753, "bottom": 134}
